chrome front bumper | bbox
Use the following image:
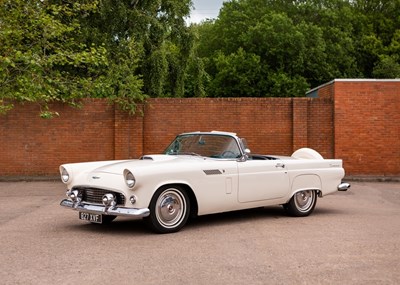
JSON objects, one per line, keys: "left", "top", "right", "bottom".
{"left": 338, "top": 182, "right": 351, "bottom": 191}
{"left": 60, "top": 199, "right": 150, "bottom": 218}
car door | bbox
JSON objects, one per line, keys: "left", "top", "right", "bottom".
{"left": 237, "top": 159, "right": 290, "bottom": 203}
{"left": 193, "top": 159, "right": 240, "bottom": 215}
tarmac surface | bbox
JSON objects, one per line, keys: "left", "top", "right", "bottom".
{"left": 0, "top": 181, "right": 399, "bottom": 284}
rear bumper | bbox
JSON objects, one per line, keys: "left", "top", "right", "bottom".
{"left": 338, "top": 182, "right": 351, "bottom": 191}
{"left": 60, "top": 199, "right": 150, "bottom": 218}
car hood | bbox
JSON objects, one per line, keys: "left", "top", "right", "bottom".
{"left": 91, "top": 155, "right": 189, "bottom": 174}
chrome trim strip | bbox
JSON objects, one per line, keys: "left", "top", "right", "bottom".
{"left": 60, "top": 199, "right": 150, "bottom": 218}
{"left": 338, "top": 182, "right": 351, "bottom": 191}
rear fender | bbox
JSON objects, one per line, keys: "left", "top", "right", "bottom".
{"left": 291, "top": 174, "right": 321, "bottom": 196}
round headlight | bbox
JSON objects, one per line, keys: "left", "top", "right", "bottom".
{"left": 60, "top": 167, "right": 69, "bottom": 183}
{"left": 124, "top": 169, "right": 136, "bottom": 188}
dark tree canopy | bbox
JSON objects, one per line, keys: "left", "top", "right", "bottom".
{"left": 1, "top": 0, "right": 399, "bottom": 116}
{"left": 0, "top": 0, "right": 196, "bottom": 116}
{"left": 194, "top": 0, "right": 400, "bottom": 97}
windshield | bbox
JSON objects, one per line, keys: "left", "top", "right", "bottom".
{"left": 164, "top": 134, "right": 242, "bottom": 159}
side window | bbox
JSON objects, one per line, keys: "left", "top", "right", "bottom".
{"left": 239, "top": 138, "right": 249, "bottom": 151}
{"left": 221, "top": 138, "right": 241, "bottom": 158}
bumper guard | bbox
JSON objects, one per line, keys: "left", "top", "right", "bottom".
{"left": 60, "top": 199, "right": 150, "bottom": 218}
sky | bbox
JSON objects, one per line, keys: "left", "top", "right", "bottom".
{"left": 188, "top": 0, "right": 226, "bottom": 23}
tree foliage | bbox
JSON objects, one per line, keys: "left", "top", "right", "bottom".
{"left": 194, "top": 0, "right": 400, "bottom": 97}
{"left": 1, "top": 0, "right": 399, "bottom": 115}
{"left": 84, "top": 0, "right": 195, "bottom": 98}
{"left": 0, "top": 0, "right": 195, "bottom": 116}
{"left": 0, "top": 0, "right": 110, "bottom": 117}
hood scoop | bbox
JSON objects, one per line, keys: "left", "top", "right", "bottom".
{"left": 140, "top": 155, "right": 177, "bottom": 162}
{"left": 140, "top": 156, "right": 153, "bottom": 161}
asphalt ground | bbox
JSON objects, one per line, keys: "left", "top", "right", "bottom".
{"left": 0, "top": 181, "right": 399, "bottom": 285}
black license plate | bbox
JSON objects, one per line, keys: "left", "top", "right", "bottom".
{"left": 79, "top": 212, "right": 102, "bottom": 224}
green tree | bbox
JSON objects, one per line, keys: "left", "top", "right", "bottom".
{"left": 373, "top": 55, "right": 400, "bottom": 78}
{"left": 0, "top": 0, "right": 195, "bottom": 116}
{"left": 353, "top": 0, "right": 400, "bottom": 77}
{"left": 193, "top": 0, "right": 400, "bottom": 98}
{"left": 209, "top": 48, "right": 265, "bottom": 97}
{"left": 0, "top": 0, "right": 112, "bottom": 117}
{"left": 84, "top": 0, "right": 194, "bottom": 98}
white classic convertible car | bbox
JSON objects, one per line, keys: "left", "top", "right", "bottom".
{"left": 60, "top": 131, "right": 350, "bottom": 233}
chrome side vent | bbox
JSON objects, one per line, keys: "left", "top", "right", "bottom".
{"left": 203, "top": 169, "right": 222, "bottom": 175}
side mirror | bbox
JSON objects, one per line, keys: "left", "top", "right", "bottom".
{"left": 239, "top": 148, "right": 251, "bottom": 162}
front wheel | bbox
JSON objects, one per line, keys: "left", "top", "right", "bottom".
{"left": 284, "top": 190, "right": 317, "bottom": 217}
{"left": 145, "top": 186, "right": 190, "bottom": 234}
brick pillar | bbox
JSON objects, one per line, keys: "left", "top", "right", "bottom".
{"left": 292, "top": 98, "right": 309, "bottom": 152}
{"left": 114, "top": 104, "right": 144, "bottom": 160}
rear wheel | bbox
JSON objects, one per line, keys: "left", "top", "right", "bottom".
{"left": 284, "top": 190, "right": 317, "bottom": 217}
{"left": 145, "top": 186, "right": 190, "bottom": 234}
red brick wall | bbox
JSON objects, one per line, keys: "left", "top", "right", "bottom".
{"left": 0, "top": 99, "right": 115, "bottom": 176}
{"left": 114, "top": 106, "right": 144, "bottom": 160}
{"left": 333, "top": 80, "right": 400, "bottom": 176}
{"left": 142, "top": 98, "right": 294, "bottom": 156}
{"left": 317, "top": 82, "right": 335, "bottom": 99}
{"left": 0, "top": 80, "right": 399, "bottom": 177}
{"left": 308, "top": 98, "right": 334, "bottom": 158}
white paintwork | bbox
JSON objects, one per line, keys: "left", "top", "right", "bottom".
{"left": 60, "top": 131, "right": 346, "bottom": 217}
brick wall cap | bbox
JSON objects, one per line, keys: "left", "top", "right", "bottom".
{"left": 306, "top": 78, "right": 400, "bottom": 96}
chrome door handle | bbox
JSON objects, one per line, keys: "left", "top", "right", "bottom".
{"left": 275, "top": 163, "right": 285, "bottom": 168}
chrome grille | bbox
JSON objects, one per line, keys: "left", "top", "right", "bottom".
{"left": 73, "top": 187, "right": 125, "bottom": 206}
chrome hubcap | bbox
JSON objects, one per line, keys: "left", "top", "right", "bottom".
{"left": 156, "top": 189, "right": 186, "bottom": 228}
{"left": 294, "top": 190, "right": 314, "bottom": 212}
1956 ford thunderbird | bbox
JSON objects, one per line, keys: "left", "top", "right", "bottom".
{"left": 60, "top": 131, "right": 350, "bottom": 233}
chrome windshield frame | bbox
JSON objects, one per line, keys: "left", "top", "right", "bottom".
{"left": 164, "top": 132, "right": 247, "bottom": 160}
